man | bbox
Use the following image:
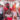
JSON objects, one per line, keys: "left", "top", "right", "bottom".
{"left": 4, "top": 3, "right": 12, "bottom": 20}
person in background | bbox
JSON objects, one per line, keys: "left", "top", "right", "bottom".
{"left": 18, "top": 7, "right": 20, "bottom": 19}
{"left": 0, "top": 5, "right": 3, "bottom": 20}
{"left": 12, "top": 3, "right": 17, "bottom": 20}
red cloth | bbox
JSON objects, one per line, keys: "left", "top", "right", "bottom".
{"left": 4, "top": 7, "right": 8, "bottom": 11}
{"left": 4, "top": 17, "right": 12, "bottom": 20}
{"left": 6, "top": 17, "right": 12, "bottom": 20}
{"left": 3, "top": 7, "right": 8, "bottom": 18}
{"left": 10, "top": 8, "right": 12, "bottom": 11}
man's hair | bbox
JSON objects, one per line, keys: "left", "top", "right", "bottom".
{"left": 5, "top": 3, "right": 9, "bottom": 5}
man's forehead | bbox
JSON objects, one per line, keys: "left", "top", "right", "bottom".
{"left": 5, "top": 3, "right": 9, "bottom": 5}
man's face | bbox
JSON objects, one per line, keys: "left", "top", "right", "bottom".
{"left": 6, "top": 5, "right": 9, "bottom": 9}
{"left": 7, "top": 6, "right": 9, "bottom": 8}
{"left": 5, "top": 3, "right": 9, "bottom": 9}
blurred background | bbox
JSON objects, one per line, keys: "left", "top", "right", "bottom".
{"left": 0, "top": 0, "right": 20, "bottom": 20}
